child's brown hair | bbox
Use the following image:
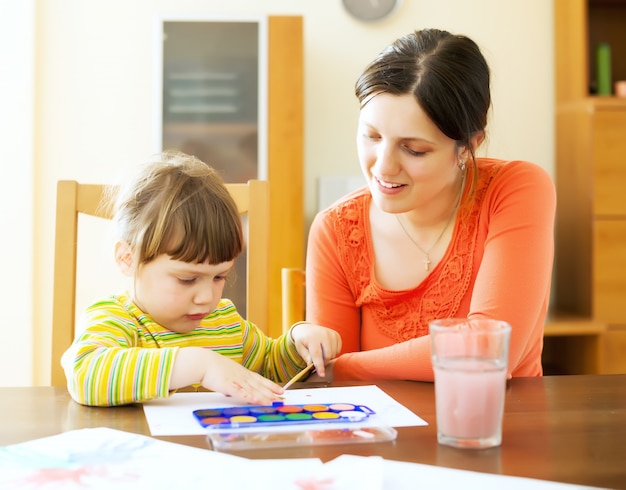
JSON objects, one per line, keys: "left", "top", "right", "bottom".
{"left": 110, "top": 151, "right": 243, "bottom": 266}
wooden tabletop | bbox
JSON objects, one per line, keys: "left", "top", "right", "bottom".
{"left": 1, "top": 375, "right": 625, "bottom": 489}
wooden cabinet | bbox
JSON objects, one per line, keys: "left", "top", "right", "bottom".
{"left": 553, "top": 99, "right": 626, "bottom": 374}
{"left": 552, "top": 0, "right": 626, "bottom": 374}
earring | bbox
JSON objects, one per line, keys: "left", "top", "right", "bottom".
{"left": 458, "top": 159, "right": 466, "bottom": 172}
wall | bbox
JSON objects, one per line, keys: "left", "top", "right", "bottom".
{"left": 0, "top": 0, "right": 35, "bottom": 386}
{"left": 0, "top": 0, "right": 554, "bottom": 386}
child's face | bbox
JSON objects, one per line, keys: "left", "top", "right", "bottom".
{"left": 131, "top": 254, "right": 234, "bottom": 333}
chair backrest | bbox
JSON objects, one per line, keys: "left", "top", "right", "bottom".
{"left": 50, "top": 179, "right": 270, "bottom": 386}
{"left": 281, "top": 267, "right": 306, "bottom": 333}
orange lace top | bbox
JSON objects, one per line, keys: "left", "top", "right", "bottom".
{"left": 305, "top": 159, "right": 556, "bottom": 381}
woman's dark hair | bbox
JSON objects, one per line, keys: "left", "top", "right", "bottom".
{"left": 355, "top": 28, "right": 491, "bottom": 167}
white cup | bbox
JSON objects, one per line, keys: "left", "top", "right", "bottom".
{"left": 430, "top": 318, "right": 511, "bottom": 449}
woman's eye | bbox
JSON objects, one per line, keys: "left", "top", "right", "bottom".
{"left": 362, "top": 132, "right": 380, "bottom": 141}
{"left": 404, "top": 146, "right": 426, "bottom": 157}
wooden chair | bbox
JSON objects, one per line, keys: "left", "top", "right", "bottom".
{"left": 281, "top": 267, "right": 306, "bottom": 333}
{"left": 50, "top": 179, "right": 270, "bottom": 386}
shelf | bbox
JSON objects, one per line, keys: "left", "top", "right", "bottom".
{"left": 587, "top": 0, "right": 626, "bottom": 95}
{"left": 544, "top": 312, "right": 607, "bottom": 337}
{"left": 542, "top": 312, "right": 607, "bottom": 375}
{"left": 163, "top": 122, "right": 258, "bottom": 137}
{"left": 557, "top": 96, "right": 626, "bottom": 111}
{"left": 555, "top": 0, "right": 626, "bottom": 101}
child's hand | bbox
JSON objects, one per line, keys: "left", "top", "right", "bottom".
{"left": 290, "top": 323, "right": 342, "bottom": 378}
{"left": 306, "top": 359, "right": 335, "bottom": 383}
{"left": 172, "top": 348, "right": 284, "bottom": 405}
{"left": 200, "top": 351, "right": 285, "bottom": 405}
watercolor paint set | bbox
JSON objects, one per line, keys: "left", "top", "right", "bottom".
{"left": 194, "top": 401, "right": 398, "bottom": 450}
{"left": 206, "top": 425, "right": 398, "bottom": 451}
{"left": 193, "top": 401, "right": 375, "bottom": 429}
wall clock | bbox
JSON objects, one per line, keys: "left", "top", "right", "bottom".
{"left": 342, "top": 0, "right": 400, "bottom": 22}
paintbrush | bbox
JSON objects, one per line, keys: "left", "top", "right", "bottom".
{"left": 282, "top": 362, "right": 315, "bottom": 391}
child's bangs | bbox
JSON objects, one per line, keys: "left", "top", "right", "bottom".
{"left": 161, "top": 208, "right": 243, "bottom": 265}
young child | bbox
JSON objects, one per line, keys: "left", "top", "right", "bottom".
{"left": 62, "top": 151, "right": 341, "bottom": 407}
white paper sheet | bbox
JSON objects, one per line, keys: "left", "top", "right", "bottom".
{"left": 142, "top": 384, "right": 428, "bottom": 436}
{"left": 0, "top": 428, "right": 354, "bottom": 490}
{"left": 0, "top": 428, "right": 602, "bottom": 490}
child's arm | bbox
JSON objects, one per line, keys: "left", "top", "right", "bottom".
{"left": 289, "top": 322, "right": 342, "bottom": 378}
{"left": 237, "top": 319, "right": 340, "bottom": 383}
{"left": 170, "top": 347, "right": 284, "bottom": 405}
{"left": 62, "top": 297, "right": 177, "bottom": 406}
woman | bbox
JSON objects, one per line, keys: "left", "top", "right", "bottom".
{"left": 305, "top": 28, "right": 555, "bottom": 381}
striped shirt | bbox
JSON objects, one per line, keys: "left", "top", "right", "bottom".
{"left": 61, "top": 293, "right": 306, "bottom": 406}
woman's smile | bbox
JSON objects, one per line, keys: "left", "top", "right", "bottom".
{"left": 373, "top": 176, "right": 405, "bottom": 194}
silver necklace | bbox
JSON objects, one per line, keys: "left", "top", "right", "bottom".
{"left": 395, "top": 189, "right": 462, "bottom": 271}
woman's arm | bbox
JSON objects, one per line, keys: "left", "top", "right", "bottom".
{"left": 467, "top": 161, "right": 556, "bottom": 376}
{"left": 305, "top": 210, "right": 362, "bottom": 353}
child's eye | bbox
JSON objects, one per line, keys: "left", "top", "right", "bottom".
{"left": 178, "top": 277, "right": 197, "bottom": 285}
{"left": 214, "top": 275, "right": 227, "bottom": 282}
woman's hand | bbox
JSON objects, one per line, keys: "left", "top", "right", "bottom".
{"left": 290, "top": 322, "right": 342, "bottom": 378}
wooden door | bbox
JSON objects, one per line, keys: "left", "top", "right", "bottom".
{"left": 156, "top": 16, "right": 303, "bottom": 337}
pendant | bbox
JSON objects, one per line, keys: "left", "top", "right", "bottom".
{"left": 424, "top": 255, "right": 431, "bottom": 271}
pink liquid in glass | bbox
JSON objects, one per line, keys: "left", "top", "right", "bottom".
{"left": 434, "top": 357, "right": 507, "bottom": 448}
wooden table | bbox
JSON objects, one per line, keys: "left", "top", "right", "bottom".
{"left": 1, "top": 375, "right": 625, "bottom": 489}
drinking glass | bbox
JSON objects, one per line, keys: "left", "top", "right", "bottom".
{"left": 430, "top": 318, "right": 511, "bottom": 449}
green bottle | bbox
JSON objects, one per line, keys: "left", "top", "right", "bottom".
{"left": 596, "top": 43, "right": 612, "bottom": 96}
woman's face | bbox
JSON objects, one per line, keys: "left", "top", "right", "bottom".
{"left": 357, "top": 93, "right": 461, "bottom": 213}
